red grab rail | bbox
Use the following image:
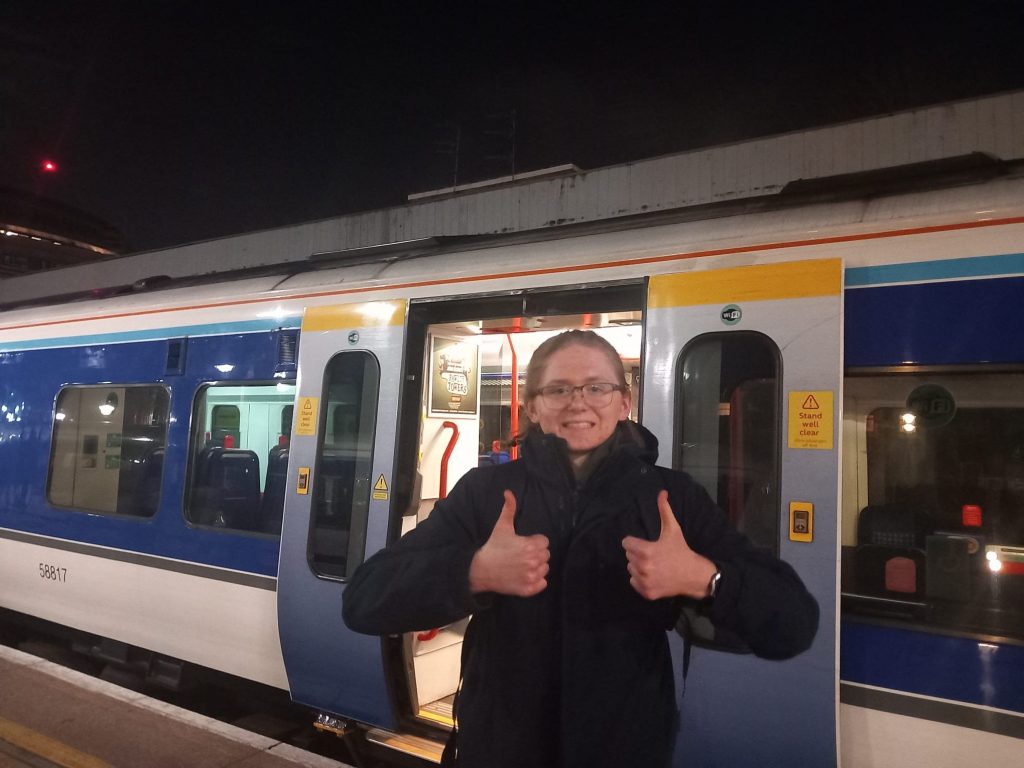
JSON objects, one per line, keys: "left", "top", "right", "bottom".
{"left": 439, "top": 421, "right": 459, "bottom": 499}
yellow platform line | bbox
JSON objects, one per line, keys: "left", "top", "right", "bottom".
{"left": 0, "top": 716, "right": 111, "bottom": 768}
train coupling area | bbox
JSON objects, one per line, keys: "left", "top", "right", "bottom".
{"left": 0, "top": 644, "right": 350, "bottom": 768}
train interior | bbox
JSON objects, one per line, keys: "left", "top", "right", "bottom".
{"left": 185, "top": 383, "right": 297, "bottom": 535}
{"left": 841, "top": 372, "right": 1024, "bottom": 638}
{"left": 400, "top": 310, "right": 642, "bottom": 727}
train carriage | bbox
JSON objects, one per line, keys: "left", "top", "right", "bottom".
{"left": 2, "top": 92, "right": 1024, "bottom": 766}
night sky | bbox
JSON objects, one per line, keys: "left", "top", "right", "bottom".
{"left": 3, "top": 1, "right": 1023, "bottom": 254}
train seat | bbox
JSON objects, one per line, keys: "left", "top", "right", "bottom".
{"left": 884, "top": 555, "right": 919, "bottom": 593}
{"left": 857, "top": 503, "right": 930, "bottom": 549}
{"left": 129, "top": 447, "right": 165, "bottom": 517}
{"left": 217, "top": 450, "right": 261, "bottom": 529}
{"left": 925, "top": 534, "right": 973, "bottom": 602}
{"left": 855, "top": 504, "right": 932, "bottom": 597}
{"left": 260, "top": 444, "right": 289, "bottom": 535}
{"left": 191, "top": 446, "right": 261, "bottom": 529}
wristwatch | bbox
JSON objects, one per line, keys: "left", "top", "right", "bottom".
{"left": 707, "top": 569, "right": 722, "bottom": 600}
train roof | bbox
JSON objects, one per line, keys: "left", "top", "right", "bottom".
{"left": 1, "top": 89, "right": 1022, "bottom": 310}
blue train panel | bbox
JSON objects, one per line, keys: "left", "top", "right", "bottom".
{"left": 845, "top": 274, "right": 1024, "bottom": 368}
{"left": 841, "top": 620, "right": 1024, "bottom": 714}
{"left": 0, "top": 331, "right": 292, "bottom": 576}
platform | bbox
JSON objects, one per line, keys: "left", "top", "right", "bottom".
{"left": 0, "top": 645, "right": 350, "bottom": 768}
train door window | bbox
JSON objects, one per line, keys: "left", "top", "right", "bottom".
{"left": 185, "top": 381, "right": 296, "bottom": 535}
{"left": 309, "top": 351, "right": 380, "bottom": 579}
{"left": 674, "top": 332, "right": 781, "bottom": 552}
{"left": 47, "top": 385, "right": 170, "bottom": 517}
{"left": 842, "top": 373, "right": 1024, "bottom": 640}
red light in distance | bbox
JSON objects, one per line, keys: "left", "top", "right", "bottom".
{"left": 41, "top": 159, "right": 59, "bottom": 173}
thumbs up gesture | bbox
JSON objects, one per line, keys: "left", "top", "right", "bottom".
{"left": 469, "top": 490, "right": 550, "bottom": 597}
{"left": 622, "top": 490, "right": 718, "bottom": 601}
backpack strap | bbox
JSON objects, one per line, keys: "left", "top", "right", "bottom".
{"left": 440, "top": 676, "right": 463, "bottom": 766}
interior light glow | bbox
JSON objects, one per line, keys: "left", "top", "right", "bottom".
{"left": 986, "top": 550, "right": 998, "bottom": 561}
{"left": 98, "top": 393, "right": 118, "bottom": 417}
{"left": 988, "top": 559, "right": 1003, "bottom": 573}
{"left": 55, "top": 412, "right": 66, "bottom": 421}
{"left": 215, "top": 364, "right": 235, "bottom": 373}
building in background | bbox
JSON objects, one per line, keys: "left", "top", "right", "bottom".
{"left": 0, "top": 186, "right": 123, "bottom": 276}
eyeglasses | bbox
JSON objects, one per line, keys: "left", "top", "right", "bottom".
{"left": 536, "top": 382, "right": 626, "bottom": 408}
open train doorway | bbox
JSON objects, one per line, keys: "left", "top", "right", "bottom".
{"left": 390, "top": 281, "right": 644, "bottom": 732}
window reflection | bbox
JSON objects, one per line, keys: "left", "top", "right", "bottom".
{"left": 48, "top": 386, "right": 169, "bottom": 517}
{"left": 309, "top": 352, "right": 380, "bottom": 579}
{"left": 843, "top": 374, "right": 1024, "bottom": 640}
{"left": 675, "top": 332, "right": 780, "bottom": 552}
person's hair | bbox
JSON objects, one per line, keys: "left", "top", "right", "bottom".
{"left": 516, "top": 330, "right": 629, "bottom": 439}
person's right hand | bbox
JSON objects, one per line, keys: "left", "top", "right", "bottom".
{"left": 469, "top": 490, "right": 550, "bottom": 596}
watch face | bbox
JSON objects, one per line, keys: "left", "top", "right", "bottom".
{"left": 709, "top": 570, "right": 722, "bottom": 598}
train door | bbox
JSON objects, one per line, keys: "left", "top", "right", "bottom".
{"left": 277, "top": 300, "right": 407, "bottom": 726}
{"left": 643, "top": 258, "right": 843, "bottom": 766}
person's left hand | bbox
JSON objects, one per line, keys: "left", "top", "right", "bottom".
{"left": 622, "top": 490, "right": 718, "bottom": 600}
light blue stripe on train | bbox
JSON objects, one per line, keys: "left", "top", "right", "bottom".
{"left": 846, "top": 252, "right": 1024, "bottom": 287}
{"left": 0, "top": 318, "right": 301, "bottom": 353}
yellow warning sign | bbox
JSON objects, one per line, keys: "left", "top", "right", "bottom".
{"left": 788, "top": 391, "right": 833, "bottom": 450}
{"left": 295, "top": 397, "right": 319, "bottom": 436}
{"left": 372, "top": 474, "right": 389, "bottom": 501}
{"left": 296, "top": 467, "right": 310, "bottom": 495}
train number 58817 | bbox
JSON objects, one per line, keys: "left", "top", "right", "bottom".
{"left": 38, "top": 563, "right": 67, "bottom": 582}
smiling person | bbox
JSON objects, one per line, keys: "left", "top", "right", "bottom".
{"left": 343, "top": 330, "right": 818, "bottom": 768}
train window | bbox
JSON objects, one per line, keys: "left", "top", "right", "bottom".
{"left": 842, "top": 373, "right": 1024, "bottom": 641}
{"left": 674, "top": 332, "right": 780, "bottom": 552}
{"left": 47, "top": 386, "right": 170, "bottom": 517}
{"left": 185, "top": 381, "right": 296, "bottom": 535}
{"left": 309, "top": 351, "right": 380, "bottom": 579}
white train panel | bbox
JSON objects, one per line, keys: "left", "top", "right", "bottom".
{"left": 840, "top": 704, "right": 1023, "bottom": 768}
{"left": 0, "top": 533, "right": 288, "bottom": 689}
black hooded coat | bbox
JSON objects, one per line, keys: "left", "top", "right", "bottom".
{"left": 342, "top": 424, "right": 818, "bottom": 767}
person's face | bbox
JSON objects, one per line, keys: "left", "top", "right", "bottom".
{"left": 525, "top": 343, "right": 631, "bottom": 464}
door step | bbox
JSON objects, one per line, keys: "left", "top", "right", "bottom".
{"left": 366, "top": 728, "right": 445, "bottom": 764}
{"left": 417, "top": 696, "right": 455, "bottom": 727}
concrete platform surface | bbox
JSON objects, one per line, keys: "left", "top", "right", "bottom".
{"left": 0, "top": 645, "right": 350, "bottom": 768}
